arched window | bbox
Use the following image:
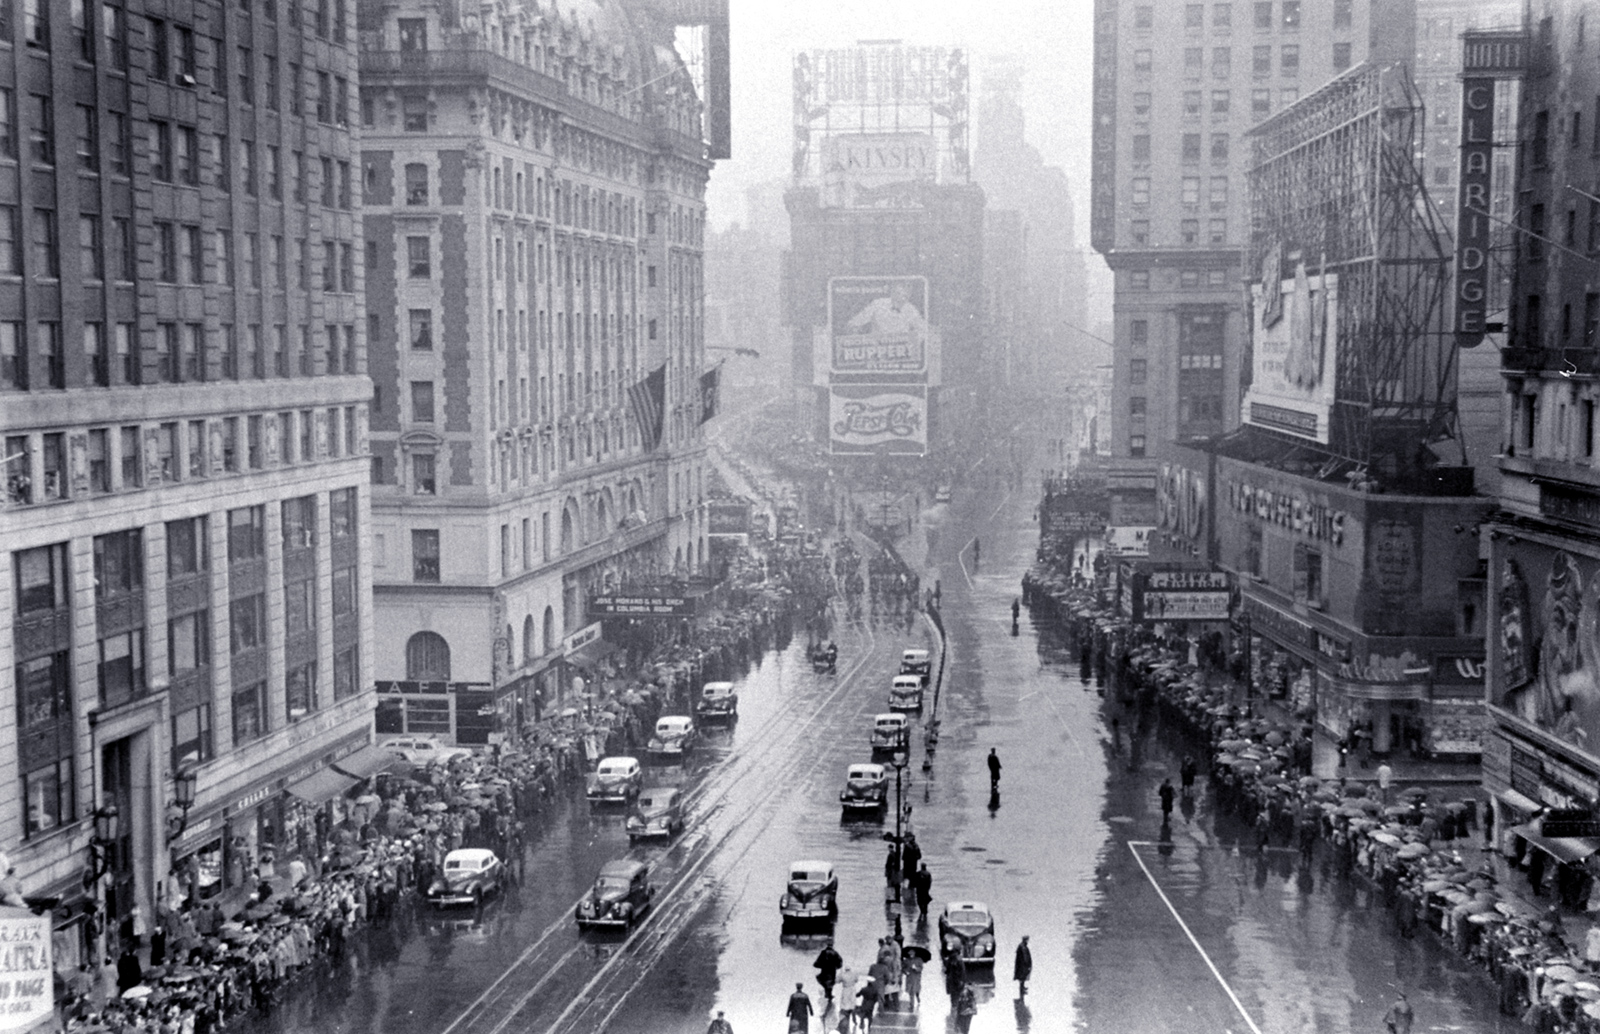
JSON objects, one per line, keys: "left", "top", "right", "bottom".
{"left": 560, "top": 505, "right": 575, "bottom": 552}
{"left": 522, "top": 615, "right": 535, "bottom": 663}
{"left": 406, "top": 631, "right": 451, "bottom": 681}
{"left": 542, "top": 606, "right": 555, "bottom": 655}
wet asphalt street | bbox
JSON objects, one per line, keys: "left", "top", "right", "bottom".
{"left": 233, "top": 480, "right": 1523, "bottom": 1034}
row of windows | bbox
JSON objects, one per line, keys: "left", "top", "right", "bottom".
{"left": 1134, "top": 1, "right": 1353, "bottom": 32}
{"left": 1130, "top": 217, "right": 1229, "bottom": 247}
{"left": 1125, "top": 268, "right": 1233, "bottom": 291}
{"left": 1131, "top": 87, "right": 1300, "bottom": 121}
{"left": 1131, "top": 42, "right": 1345, "bottom": 77}
{"left": 1, "top": 409, "right": 360, "bottom": 506}
{"left": 1132, "top": 132, "right": 1232, "bottom": 164}
{"left": 1127, "top": 175, "right": 1231, "bottom": 210}
{"left": 0, "top": 317, "right": 359, "bottom": 392}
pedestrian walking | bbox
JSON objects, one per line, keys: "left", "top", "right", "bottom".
{"left": 836, "top": 968, "right": 858, "bottom": 1033}
{"left": 787, "top": 983, "right": 814, "bottom": 1033}
{"left": 1384, "top": 991, "right": 1414, "bottom": 1034}
{"left": 707, "top": 1009, "right": 734, "bottom": 1034}
{"left": 1013, "top": 935, "right": 1032, "bottom": 996}
{"left": 813, "top": 939, "right": 843, "bottom": 1000}
{"left": 955, "top": 983, "right": 978, "bottom": 1033}
{"left": 902, "top": 951, "right": 924, "bottom": 1009}
{"left": 910, "top": 863, "right": 933, "bottom": 918}
{"left": 899, "top": 835, "right": 922, "bottom": 884}
{"left": 856, "top": 975, "right": 880, "bottom": 1030}
{"left": 1179, "top": 755, "right": 1197, "bottom": 797}
{"left": 884, "top": 842, "right": 900, "bottom": 887}
{"left": 1377, "top": 761, "right": 1394, "bottom": 805}
{"left": 1158, "top": 778, "right": 1176, "bottom": 819}
{"left": 987, "top": 749, "right": 1002, "bottom": 791}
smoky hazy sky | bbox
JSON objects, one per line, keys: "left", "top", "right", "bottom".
{"left": 704, "top": 0, "right": 1098, "bottom": 231}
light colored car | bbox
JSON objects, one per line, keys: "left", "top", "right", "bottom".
{"left": 696, "top": 681, "right": 739, "bottom": 720}
{"left": 626, "top": 788, "right": 686, "bottom": 840}
{"left": 900, "top": 649, "right": 932, "bottom": 684}
{"left": 575, "top": 859, "right": 654, "bottom": 930}
{"left": 779, "top": 860, "right": 838, "bottom": 924}
{"left": 383, "top": 737, "right": 473, "bottom": 767}
{"left": 870, "top": 713, "right": 911, "bottom": 755}
{"left": 647, "top": 715, "right": 698, "bottom": 757}
{"left": 939, "top": 901, "right": 997, "bottom": 965}
{"left": 839, "top": 763, "right": 888, "bottom": 813}
{"left": 889, "top": 674, "right": 924, "bottom": 711}
{"left": 586, "top": 757, "right": 642, "bottom": 803}
{"left": 427, "top": 848, "right": 503, "bottom": 907}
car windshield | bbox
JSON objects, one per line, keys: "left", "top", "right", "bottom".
{"left": 599, "top": 766, "right": 628, "bottom": 776}
{"left": 596, "top": 876, "right": 631, "bottom": 893}
{"left": 947, "top": 910, "right": 988, "bottom": 928}
{"left": 637, "top": 798, "right": 667, "bottom": 814}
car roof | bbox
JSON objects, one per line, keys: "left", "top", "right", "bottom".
{"left": 945, "top": 901, "right": 990, "bottom": 913}
{"left": 848, "top": 763, "right": 885, "bottom": 776}
{"left": 893, "top": 674, "right": 921, "bottom": 683}
{"left": 902, "top": 649, "right": 929, "bottom": 658}
{"left": 637, "top": 787, "right": 679, "bottom": 801}
{"left": 657, "top": 715, "right": 692, "bottom": 726}
{"left": 703, "top": 682, "right": 734, "bottom": 691}
{"left": 597, "top": 757, "right": 639, "bottom": 769}
{"left": 444, "top": 848, "right": 498, "bottom": 865}
{"left": 599, "top": 859, "right": 649, "bottom": 879}
{"left": 875, "top": 713, "right": 908, "bottom": 722}
{"left": 789, "top": 860, "right": 834, "bottom": 876}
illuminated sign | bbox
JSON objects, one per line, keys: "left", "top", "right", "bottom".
{"left": 828, "top": 385, "right": 928, "bottom": 455}
{"left": 1226, "top": 479, "right": 1347, "bottom": 548}
{"left": 1455, "top": 79, "right": 1493, "bottom": 347}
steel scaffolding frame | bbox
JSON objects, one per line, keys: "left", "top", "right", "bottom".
{"left": 1247, "top": 63, "right": 1456, "bottom": 474}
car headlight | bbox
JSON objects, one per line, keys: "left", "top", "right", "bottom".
{"left": 977, "top": 935, "right": 995, "bottom": 951}
{"left": 944, "top": 935, "right": 962, "bottom": 952}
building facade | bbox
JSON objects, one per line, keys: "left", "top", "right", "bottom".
{"left": 0, "top": 0, "right": 373, "bottom": 969}
{"left": 357, "top": 0, "right": 720, "bottom": 741}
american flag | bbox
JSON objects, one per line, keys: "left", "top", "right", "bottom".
{"left": 628, "top": 364, "right": 666, "bottom": 450}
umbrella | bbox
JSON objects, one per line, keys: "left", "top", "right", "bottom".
{"left": 1370, "top": 831, "right": 1404, "bottom": 847}
{"left": 1467, "top": 912, "right": 1505, "bottom": 925}
{"left": 560, "top": 708, "right": 580, "bottom": 718}
{"left": 1398, "top": 842, "right": 1430, "bottom": 859}
{"left": 1547, "top": 964, "right": 1581, "bottom": 982}
{"left": 902, "top": 944, "right": 933, "bottom": 962}
{"left": 122, "top": 986, "right": 153, "bottom": 1000}
{"left": 424, "top": 802, "right": 449, "bottom": 812}
{"left": 1582, "top": 1002, "right": 1600, "bottom": 1021}
{"left": 355, "top": 794, "right": 380, "bottom": 807}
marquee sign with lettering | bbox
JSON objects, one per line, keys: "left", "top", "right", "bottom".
{"left": 588, "top": 594, "right": 697, "bottom": 617}
{"left": 1455, "top": 31, "right": 1525, "bottom": 347}
{"left": 0, "top": 908, "right": 51, "bottom": 1031}
{"left": 1226, "top": 479, "right": 1347, "bottom": 548}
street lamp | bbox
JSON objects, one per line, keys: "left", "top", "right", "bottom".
{"left": 167, "top": 767, "right": 198, "bottom": 843}
{"left": 84, "top": 804, "right": 120, "bottom": 886}
{"left": 887, "top": 749, "right": 909, "bottom": 902}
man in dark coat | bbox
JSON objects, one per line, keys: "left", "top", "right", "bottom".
{"left": 785, "top": 983, "right": 812, "bottom": 1033}
{"left": 987, "top": 749, "right": 1002, "bottom": 791}
{"left": 813, "top": 939, "right": 843, "bottom": 1000}
{"left": 900, "top": 834, "right": 922, "bottom": 880}
{"left": 1158, "top": 778, "right": 1176, "bottom": 819}
{"left": 910, "top": 862, "right": 933, "bottom": 918}
{"left": 1013, "top": 935, "right": 1033, "bottom": 996}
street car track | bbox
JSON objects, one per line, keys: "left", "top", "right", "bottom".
{"left": 436, "top": 614, "right": 891, "bottom": 1034}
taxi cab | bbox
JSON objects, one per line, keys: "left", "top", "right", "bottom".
{"left": 870, "top": 713, "right": 911, "bottom": 755}
{"left": 647, "top": 715, "right": 698, "bottom": 757}
{"left": 900, "top": 649, "right": 932, "bottom": 685}
{"left": 586, "top": 756, "right": 642, "bottom": 804}
{"left": 838, "top": 763, "right": 888, "bottom": 813}
{"left": 696, "top": 681, "right": 739, "bottom": 721}
{"left": 889, "top": 674, "right": 924, "bottom": 711}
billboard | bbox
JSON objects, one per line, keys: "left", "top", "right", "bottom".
{"left": 0, "top": 908, "right": 51, "bottom": 1032}
{"left": 707, "top": 500, "right": 752, "bottom": 536}
{"left": 1244, "top": 267, "right": 1338, "bottom": 443}
{"left": 588, "top": 594, "right": 697, "bottom": 617}
{"left": 1141, "top": 590, "right": 1231, "bottom": 621}
{"left": 1493, "top": 544, "right": 1600, "bottom": 761}
{"left": 828, "top": 384, "right": 927, "bottom": 455}
{"left": 823, "top": 133, "right": 936, "bottom": 209}
{"left": 829, "top": 276, "right": 930, "bottom": 375}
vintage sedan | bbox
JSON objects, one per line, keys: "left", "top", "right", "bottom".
{"left": 575, "top": 859, "right": 654, "bottom": 930}
{"left": 695, "top": 681, "right": 739, "bottom": 721}
{"left": 586, "top": 757, "right": 642, "bottom": 804}
{"left": 626, "top": 788, "right": 686, "bottom": 840}
{"left": 647, "top": 716, "right": 698, "bottom": 757}
{"left": 779, "top": 860, "right": 838, "bottom": 926}
{"left": 870, "top": 713, "right": 911, "bottom": 756}
{"left": 839, "top": 763, "right": 888, "bottom": 814}
{"left": 939, "top": 901, "right": 998, "bottom": 966}
{"left": 889, "top": 675, "right": 924, "bottom": 711}
{"left": 426, "top": 848, "right": 504, "bottom": 908}
{"left": 900, "top": 649, "right": 932, "bottom": 684}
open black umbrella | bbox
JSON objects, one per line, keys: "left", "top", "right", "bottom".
{"left": 901, "top": 944, "right": 933, "bottom": 962}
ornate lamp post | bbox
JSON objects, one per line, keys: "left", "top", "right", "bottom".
{"left": 888, "top": 749, "right": 909, "bottom": 901}
{"left": 84, "top": 804, "right": 121, "bottom": 886}
{"left": 167, "top": 767, "right": 198, "bottom": 843}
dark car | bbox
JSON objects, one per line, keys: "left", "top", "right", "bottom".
{"left": 838, "top": 763, "right": 888, "bottom": 814}
{"left": 626, "top": 788, "right": 686, "bottom": 840}
{"left": 696, "top": 682, "right": 739, "bottom": 721}
{"left": 939, "top": 901, "right": 997, "bottom": 965}
{"left": 779, "top": 860, "right": 838, "bottom": 927}
{"left": 426, "top": 849, "right": 504, "bottom": 908}
{"left": 576, "top": 859, "right": 654, "bottom": 930}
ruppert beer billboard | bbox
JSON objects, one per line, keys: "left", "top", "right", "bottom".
{"left": 828, "top": 276, "right": 930, "bottom": 375}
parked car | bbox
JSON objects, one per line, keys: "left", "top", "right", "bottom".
{"left": 426, "top": 848, "right": 503, "bottom": 907}
{"left": 838, "top": 763, "right": 888, "bottom": 813}
{"left": 575, "top": 859, "right": 654, "bottom": 930}
{"left": 383, "top": 737, "right": 473, "bottom": 767}
{"left": 696, "top": 681, "right": 739, "bottom": 720}
{"left": 870, "top": 713, "right": 911, "bottom": 755}
{"left": 586, "top": 757, "right": 642, "bottom": 804}
{"left": 900, "top": 649, "right": 932, "bottom": 685}
{"left": 626, "top": 788, "right": 686, "bottom": 840}
{"left": 889, "top": 674, "right": 924, "bottom": 711}
{"left": 647, "top": 716, "right": 698, "bottom": 757}
{"left": 779, "top": 860, "right": 838, "bottom": 925}
{"left": 939, "top": 901, "right": 997, "bottom": 965}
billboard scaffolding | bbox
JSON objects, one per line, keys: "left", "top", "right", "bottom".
{"left": 1246, "top": 63, "right": 1454, "bottom": 475}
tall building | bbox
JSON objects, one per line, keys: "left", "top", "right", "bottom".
{"left": 0, "top": 0, "right": 372, "bottom": 967}
{"left": 357, "top": 0, "right": 727, "bottom": 741}
{"left": 1482, "top": 5, "right": 1600, "bottom": 856}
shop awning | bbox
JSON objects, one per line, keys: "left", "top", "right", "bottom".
{"left": 332, "top": 744, "right": 405, "bottom": 780}
{"left": 1497, "top": 788, "right": 1544, "bottom": 815}
{"left": 1509, "top": 824, "right": 1600, "bottom": 865}
{"left": 284, "top": 767, "right": 358, "bottom": 804}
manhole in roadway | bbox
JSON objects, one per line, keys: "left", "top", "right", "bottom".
{"left": 960, "top": 846, "right": 988, "bottom": 852}
{"left": 984, "top": 858, "right": 1007, "bottom": 865}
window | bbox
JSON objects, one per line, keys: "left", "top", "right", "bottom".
{"left": 284, "top": 576, "right": 315, "bottom": 635}
{"left": 171, "top": 704, "right": 212, "bottom": 769}
{"left": 240, "top": 140, "right": 256, "bottom": 195}
{"left": 330, "top": 486, "right": 356, "bottom": 538}
{"left": 1185, "top": 4, "right": 1203, "bottom": 28}
{"left": 267, "top": 145, "right": 280, "bottom": 199}
{"left": 1211, "top": 134, "right": 1229, "bottom": 162}
{"left": 117, "top": 425, "right": 140, "bottom": 486}
{"left": 155, "top": 221, "right": 176, "bottom": 282}
{"left": 213, "top": 133, "right": 229, "bottom": 192}
{"left": 97, "top": 629, "right": 145, "bottom": 702}
{"left": 31, "top": 208, "right": 56, "bottom": 277}
{"left": 40, "top": 433, "right": 65, "bottom": 499}
{"left": 1132, "top": 135, "right": 1150, "bottom": 162}
{"left": 402, "top": 95, "right": 428, "bottom": 132}
{"left": 1213, "top": 48, "right": 1231, "bottom": 77}
{"left": 1185, "top": 47, "right": 1203, "bottom": 73}
{"left": 221, "top": 418, "right": 238, "bottom": 471}
{"left": 331, "top": 565, "right": 355, "bottom": 618}
{"left": 1281, "top": 0, "right": 1299, "bottom": 28}
{"left": 227, "top": 505, "right": 265, "bottom": 562}
{"left": 1212, "top": 90, "right": 1231, "bottom": 115}
{"left": 75, "top": 105, "right": 98, "bottom": 170}
{"left": 183, "top": 225, "right": 201, "bottom": 283}
{"left": 0, "top": 91, "right": 13, "bottom": 160}
{"left": 1333, "top": 0, "right": 1351, "bottom": 29}
{"left": 86, "top": 322, "right": 108, "bottom": 386}
{"left": 174, "top": 26, "right": 195, "bottom": 81}
{"left": 1130, "top": 219, "right": 1149, "bottom": 245}
{"left": 1182, "top": 219, "right": 1200, "bottom": 244}
{"left": 408, "top": 236, "right": 430, "bottom": 277}
{"left": 15, "top": 544, "right": 68, "bottom": 613}
{"left": 265, "top": 56, "right": 278, "bottom": 110}
{"left": 237, "top": 46, "right": 253, "bottom": 104}
{"left": 147, "top": 17, "right": 168, "bottom": 77}
{"left": 22, "top": 760, "right": 72, "bottom": 839}
{"left": 285, "top": 662, "right": 316, "bottom": 721}
{"left": 1131, "top": 320, "right": 1149, "bottom": 347}
{"left": 1183, "top": 92, "right": 1201, "bottom": 117}
{"left": 78, "top": 214, "right": 102, "bottom": 280}
{"left": 399, "top": 17, "right": 426, "bottom": 49}
{"left": 1130, "top": 397, "right": 1148, "bottom": 416}
{"left": 412, "top": 530, "right": 441, "bottom": 582}
{"left": 340, "top": 243, "right": 353, "bottom": 292}
{"left": 1182, "top": 133, "right": 1201, "bottom": 162}
{"left": 167, "top": 611, "right": 210, "bottom": 675}
{"left": 1209, "top": 218, "right": 1228, "bottom": 245}
{"left": 1129, "top": 270, "right": 1150, "bottom": 290}
{"left": 1132, "top": 92, "right": 1150, "bottom": 117}
{"left": 406, "top": 631, "right": 450, "bottom": 679}
{"left": 1134, "top": 5, "right": 1152, "bottom": 29}
{"left": 1129, "top": 435, "right": 1147, "bottom": 458}
{"left": 36, "top": 324, "right": 61, "bottom": 389}
{"left": 1332, "top": 42, "right": 1352, "bottom": 70}
{"left": 1210, "top": 176, "right": 1229, "bottom": 209}
{"left": 1130, "top": 358, "right": 1148, "bottom": 385}
{"left": 281, "top": 494, "right": 315, "bottom": 552}
{"left": 1131, "top": 177, "right": 1150, "bottom": 206}
{"left": 1280, "top": 44, "right": 1299, "bottom": 75}
{"left": 104, "top": 5, "right": 126, "bottom": 70}
{"left": 0, "top": 207, "right": 16, "bottom": 276}
{"left": 1280, "top": 87, "right": 1297, "bottom": 107}
{"left": 410, "top": 309, "right": 433, "bottom": 350}
{"left": 16, "top": 652, "right": 70, "bottom": 729}
{"left": 228, "top": 593, "right": 265, "bottom": 653}
{"left": 1252, "top": 88, "right": 1272, "bottom": 117}
{"left": 1133, "top": 50, "right": 1152, "bottom": 73}
{"left": 1182, "top": 176, "right": 1201, "bottom": 205}
{"left": 0, "top": 323, "right": 23, "bottom": 391}
{"left": 1253, "top": 44, "right": 1270, "bottom": 75}
{"left": 86, "top": 428, "right": 110, "bottom": 492}
{"left": 1214, "top": 4, "right": 1232, "bottom": 28}
{"left": 1254, "top": 1, "right": 1271, "bottom": 29}
{"left": 412, "top": 453, "right": 436, "bottom": 495}
{"left": 1294, "top": 543, "right": 1322, "bottom": 605}
{"left": 1181, "top": 269, "right": 1202, "bottom": 288}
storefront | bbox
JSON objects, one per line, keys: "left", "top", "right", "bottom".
{"left": 373, "top": 680, "right": 495, "bottom": 746}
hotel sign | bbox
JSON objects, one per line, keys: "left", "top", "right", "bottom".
{"left": 1455, "top": 31, "right": 1525, "bottom": 348}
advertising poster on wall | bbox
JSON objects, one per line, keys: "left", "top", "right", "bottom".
{"left": 1243, "top": 265, "right": 1338, "bottom": 443}
{"left": 828, "top": 276, "right": 930, "bottom": 376}
{"left": 1493, "top": 544, "right": 1600, "bottom": 763}
{"left": 822, "top": 133, "right": 937, "bottom": 209}
{"left": 828, "top": 385, "right": 928, "bottom": 455}
{"left": 0, "top": 907, "right": 52, "bottom": 1032}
